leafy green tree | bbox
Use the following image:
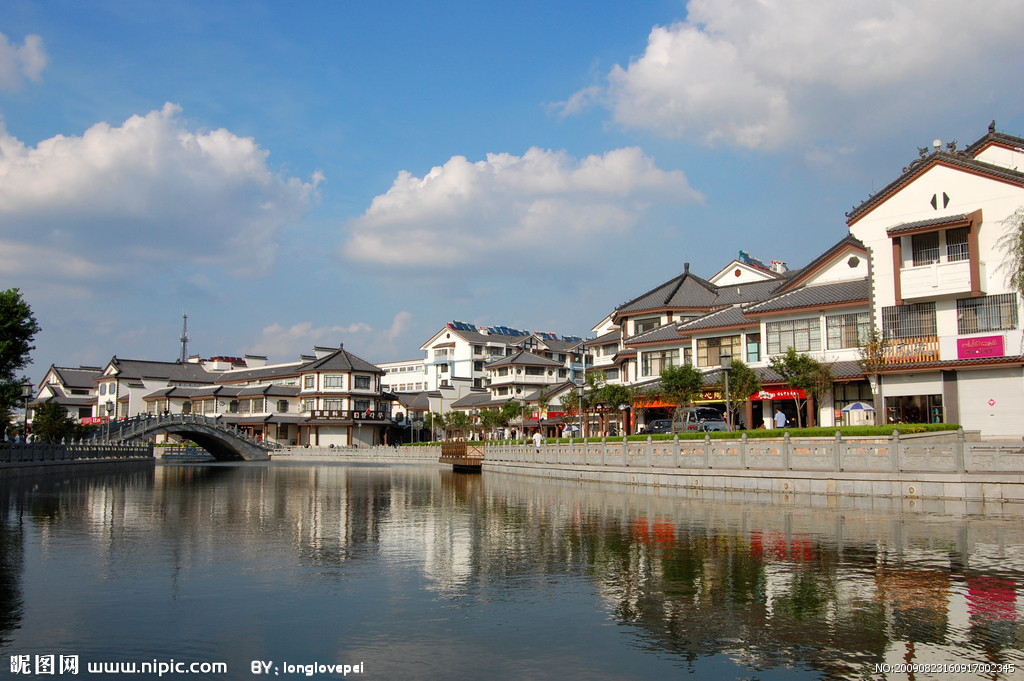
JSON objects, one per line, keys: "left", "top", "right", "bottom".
{"left": 768, "top": 348, "right": 830, "bottom": 428}
{"left": 424, "top": 411, "right": 443, "bottom": 441}
{"left": 560, "top": 388, "right": 581, "bottom": 435}
{"left": 656, "top": 363, "right": 705, "bottom": 425}
{"left": 715, "top": 360, "right": 761, "bottom": 430}
{"left": 477, "top": 408, "right": 504, "bottom": 438}
{"left": 807, "top": 360, "right": 834, "bottom": 427}
{"left": 596, "top": 382, "right": 636, "bottom": 435}
{"left": 500, "top": 400, "right": 528, "bottom": 438}
{"left": 443, "top": 411, "right": 472, "bottom": 440}
{"left": 30, "top": 402, "right": 76, "bottom": 443}
{"left": 535, "top": 386, "right": 553, "bottom": 419}
{"left": 0, "top": 288, "right": 40, "bottom": 424}
{"left": 997, "top": 206, "right": 1024, "bottom": 297}
{"left": 858, "top": 329, "right": 887, "bottom": 418}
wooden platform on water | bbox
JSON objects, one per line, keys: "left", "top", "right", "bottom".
{"left": 439, "top": 442, "right": 484, "bottom": 472}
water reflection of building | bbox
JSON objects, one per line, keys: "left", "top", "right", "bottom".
{"left": 6, "top": 466, "right": 1022, "bottom": 679}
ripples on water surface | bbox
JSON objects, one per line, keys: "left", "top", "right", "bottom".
{"left": 0, "top": 463, "right": 1022, "bottom": 680}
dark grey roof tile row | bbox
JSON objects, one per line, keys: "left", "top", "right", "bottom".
{"left": 744, "top": 279, "right": 869, "bottom": 314}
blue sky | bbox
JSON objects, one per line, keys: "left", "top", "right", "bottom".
{"left": 4, "top": 1, "right": 1024, "bottom": 376}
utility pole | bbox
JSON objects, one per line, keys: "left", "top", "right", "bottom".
{"left": 179, "top": 312, "right": 190, "bottom": 363}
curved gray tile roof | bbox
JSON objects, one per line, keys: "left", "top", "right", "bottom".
{"left": 678, "top": 305, "right": 750, "bottom": 332}
{"left": 744, "top": 279, "right": 869, "bottom": 315}
{"left": 847, "top": 138, "right": 1024, "bottom": 223}
{"left": 299, "top": 347, "right": 383, "bottom": 374}
{"left": 50, "top": 365, "right": 103, "bottom": 389}
{"left": 625, "top": 323, "right": 684, "bottom": 345}
{"left": 885, "top": 214, "right": 968, "bottom": 236}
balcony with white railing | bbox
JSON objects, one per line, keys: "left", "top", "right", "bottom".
{"left": 900, "top": 259, "right": 984, "bottom": 300}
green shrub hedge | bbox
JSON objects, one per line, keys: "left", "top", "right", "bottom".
{"left": 401, "top": 423, "right": 960, "bottom": 447}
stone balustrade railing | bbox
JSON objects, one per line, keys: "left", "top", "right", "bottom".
{"left": 1, "top": 441, "right": 153, "bottom": 465}
{"left": 446, "top": 430, "right": 1024, "bottom": 474}
{"left": 98, "top": 413, "right": 277, "bottom": 450}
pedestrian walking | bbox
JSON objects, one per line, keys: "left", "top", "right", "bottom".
{"left": 774, "top": 408, "right": 787, "bottom": 428}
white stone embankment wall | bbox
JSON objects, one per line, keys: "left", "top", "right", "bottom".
{"left": 271, "top": 445, "right": 437, "bottom": 465}
{"left": 417, "top": 431, "right": 1024, "bottom": 503}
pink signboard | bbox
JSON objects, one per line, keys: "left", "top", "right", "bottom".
{"left": 957, "top": 335, "right": 1004, "bottom": 359}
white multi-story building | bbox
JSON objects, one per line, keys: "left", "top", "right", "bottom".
{"left": 97, "top": 344, "right": 389, "bottom": 447}
{"left": 612, "top": 237, "right": 870, "bottom": 430}
{"left": 846, "top": 123, "right": 1024, "bottom": 437}
{"left": 379, "top": 358, "right": 428, "bottom": 393}
{"left": 29, "top": 123, "right": 1024, "bottom": 440}
{"left": 593, "top": 123, "right": 1024, "bottom": 437}
{"left": 30, "top": 365, "right": 104, "bottom": 423}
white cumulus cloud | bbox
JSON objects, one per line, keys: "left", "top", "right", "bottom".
{"left": 0, "top": 32, "right": 46, "bottom": 90}
{"left": 0, "top": 103, "right": 321, "bottom": 286}
{"left": 562, "top": 0, "right": 1024, "bottom": 149}
{"left": 249, "top": 314, "right": 412, "bottom": 363}
{"left": 344, "top": 146, "right": 700, "bottom": 267}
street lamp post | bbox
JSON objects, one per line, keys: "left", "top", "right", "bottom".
{"left": 577, "top": 383, "right": 585, "bottom": 439}
{"left": 20, "top": 380, "right": 33, "bottom": 440}
{"left": 521, "top": 396, "right": 528, "bottom": 443}
{"left": 577, "top": 341, "right": 586, "bottom": 439}
{"left": 105, "top": 401, "right": 114, "bottom": 442}
{"left": 721, "top": 352, "right": 732, "bottom": 431}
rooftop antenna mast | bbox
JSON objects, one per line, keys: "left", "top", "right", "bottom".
{"left": 179, "top": 312, "right": 190, "bottom": 363}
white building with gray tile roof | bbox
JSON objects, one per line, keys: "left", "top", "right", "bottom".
{"left": 846, "top": 122, "right": 1024, "bottom": 437}
{"left": 608, "top": 235, "right": 872, "bottom": 430}
{"left": 30, "top": 365, "right": 104, "bottom": 423}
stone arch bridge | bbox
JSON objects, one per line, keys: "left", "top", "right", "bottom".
{"left": 100, "top": 413, "right": 275, "bottom": 461}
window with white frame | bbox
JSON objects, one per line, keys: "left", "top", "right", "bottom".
{"left": 957, "top": 293, "right": 1018, "bottom": 334}
{"left": 826, "top": 312, "right": 871, "bottom": 350}
{"left": 324, "top": 399, "right": 343, "bottom": 410}
{"left": 303, "top": 376, "right": 315, "bottom": 389}
{"left": 354, "top": 375, "right": 371, "bottom": 390}
{"left": 302, "top": 399, "right": 315, "bottom": 412}
{"left": 324, "top": 375, "right": 344, "bottom": 388}
{"left": 766, "top": 320, "right": 820, "bottom": 355}
{"left": 697, "top": 336, "right": 742, "bottom": 367}
{"left": 745, "top": 333, "right": 761, "bottom": 363}
{"left": 641, "top": 349, "right": 678, "bottom": 376}
{"left": 353, "top": 399, "right": 371, "bottom": 412}
{"left": 882, "top": 302, "right": 937, "bottom": 339}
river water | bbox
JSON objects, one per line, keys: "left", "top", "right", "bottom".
{"left": 0, "top": 463, "right": 1022, "bottom": 680}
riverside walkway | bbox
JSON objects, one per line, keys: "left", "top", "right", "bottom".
{"left": 1, "top": 440, "right": 153, "bottom": 471}
{"left": 413, "top": 430, "right": 1024, "bottom": 503}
